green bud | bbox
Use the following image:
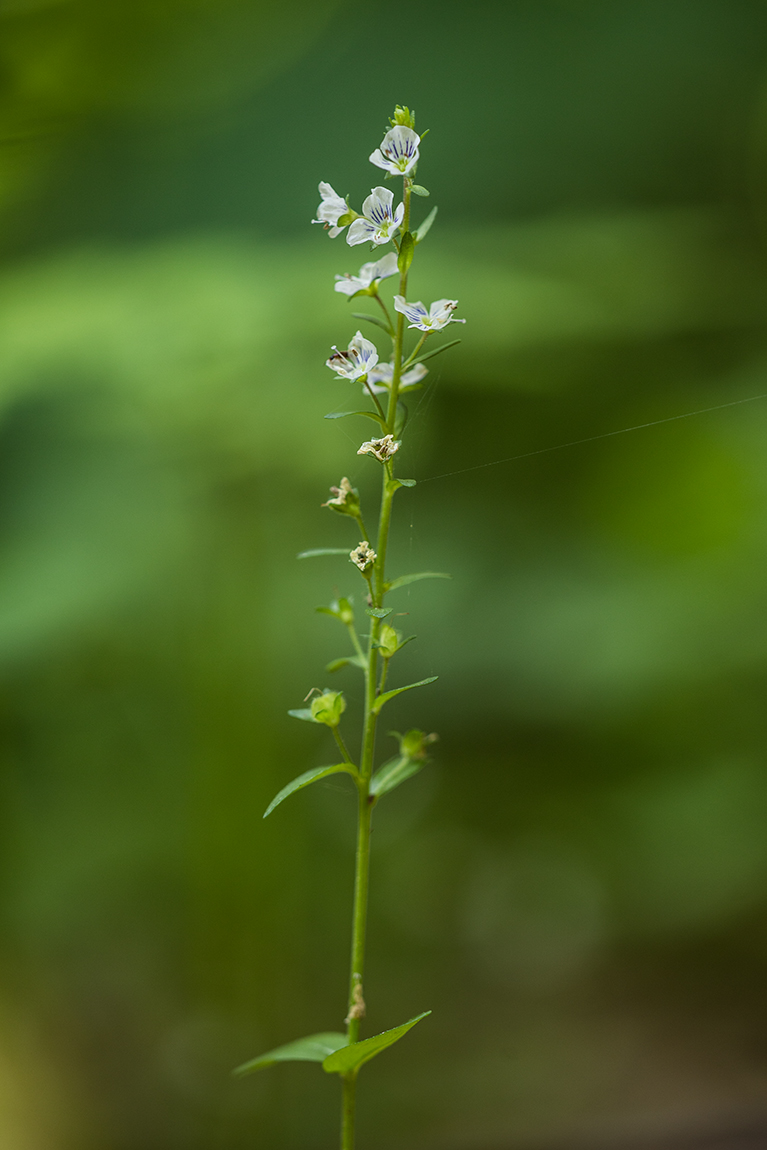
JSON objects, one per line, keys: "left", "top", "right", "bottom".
{"left": 337, "top": 597, "right": 354, "bottom": 626}
{"left": 310, "top": 690, "right": 346, "bottom": 727}
{"left": 391, "top": 105, "right": 416, "bottom": 129}
{"left": 396, "top": 729, "right": 438, "bottom": 760}
{"left": 377, "top": 623, "right": 401, "bottom": 659}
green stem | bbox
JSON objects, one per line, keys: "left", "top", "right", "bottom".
{"left": 363, "top": 378, "right": 387, "bottom": 423}
{"left": 402, "top": 332, "right": 428, "bottom": 368}
{"left": 372, "top": 291, "right": 395, "bottom": 334}
{"left": 386, "top": 176, "right": 413, "bottom": 434}
{"left": 333, "top": 726, "right": 354, "bottom": 766}
{"left": 345, "top": 621, "right": 366, "bottom": 665}
{"left": 340, "top": 172, "right": 415, "bottom": 1150}
{"left": 341, "top": 1072, "right": 357, "bottom": 1150}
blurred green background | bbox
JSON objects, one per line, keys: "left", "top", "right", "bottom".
{"left": 2, "top": 2, "right": 767, "bottom": 1147}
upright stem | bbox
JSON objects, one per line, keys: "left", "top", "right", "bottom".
{"left": 341, "top": 1073, "right": 357, "bottom": 1149}
{"left": 386, "top": 176, "right": 413, "bottom": 433}
{"left": 340, "top": 170, "right": 413, "bottom": 1150}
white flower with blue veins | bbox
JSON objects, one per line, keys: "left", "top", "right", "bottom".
{"left": 364, "top": 362, "right": 429, "bottom": 395}
{"left": 369, "top": 126, "right": 420, "bottom": 176}
{"left": 347, "top": 187, "right": 404, "bottom": 247}
{"left": 393, "top": 296, "right": 466, "bottom": 331}
{"left": 334, "top": 252, "right": 399, "bottom": 297}
{"left": 312, "top": 182, "right": 349, "bottom": 238}
{"left": 326, "top": 331, "right": 379, "bottom": 381}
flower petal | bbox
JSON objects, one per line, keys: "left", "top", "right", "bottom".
{"left": 347, "top": 219, "right": 377, "bottom": 246}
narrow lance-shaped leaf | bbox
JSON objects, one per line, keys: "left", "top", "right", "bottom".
{"left": 413, "top": 205, "right": 437, "bottom": 243}
{"left": 326, "top": 655, "right": 366, "bottom": 673}
{"left": 324, "top": 410, "right": 386, "bottom": 427}
{"left": 322, "top": 1012, "right": 431, "bottom": 1075}
{"left": 386, "top": 571, "right": 451, "bottom": 593}
{"left": 409, "top": 338, "right": 462, "bottom": 367}
{"left": 370, "top": 754, "right": 425, "bottom": 798}
{"left": 297, "top": 548, "right": 351, "bottom": 560}
{"left": 234, "top": 1032, "right": 348, "bottom": 1076}
{"left": 351, "top": 312, "right": 393, "bottom": 335}
{"left": 372, "top": 676, "right": 438, "bottom": 715}
{"left": 397, "top": 231, "right": 415, "bottom": 275}
{"left": 263, "top": 764, "right": 355, "bottom": 819}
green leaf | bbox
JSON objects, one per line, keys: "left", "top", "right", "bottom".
{"left": 409, "top": 338, "right": 461, "bottom": 367}
{"left": 287, "top": 708, "right": 318, "bottom": 722}
{"left": 297, "top": 548, "right": 350, "bottom": 560}
{"left": 234, "top": 1032, "right": 348, "bottom": 1075}
{"left": 414, "top": 205, "right": 437, "bottom": 243}
{"left": 322, "top": 1012, "right": 431, "bottom": 1075}
{"left": 398, "top": 232, "right": 415, "bottom": 275}
{"left": 366, "top": 607, "right": 393, "bottom": 619}
{"left": 263, "top": 764, "right": 354, "bottom": 818}
{"left": 370, "top": 754, "right": 425, "bottom": 798}
{"left": 410, "top": 184, "right": 430, "bottom": 197}
{"left": 372, "top": 677, "right": 438, "bottom": 715}
{"left": 386, "top": 571, "right": 451, "bottom": 593}
{"left": 324, "top": 410, "right": 386, "bottom": 427}
{"left": 351, "top": 312, "right": 393, "bottom": 335}
{"left": 397, "top": 478, "right": 416, "bottom": 488}
{"left": 326, "top": 656, "right": 365, "bottom": 673}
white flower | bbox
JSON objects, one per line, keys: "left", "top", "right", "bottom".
{"left": 357, "top": 434, "right": 400, "bottom": 463}
{"left": 326, "top": 331, "right": 379, "bottom": 381}
{"left": 369, "top": 126, "right": 420, "bottom": 176}
{"left": 350, "top": 541, "right": 376, "bottom": 571}
{"left": 322, "top": 477, "right": 358, "bottom": 510}
{"left": 312, "top": 182, "right": 349, "bottom": 238}
{"left": 364, "top": 362, "right": 428, "bottom": 395}
{"left": 347, "top": 187, "right": 404, "bottom": 247}
{"left": 393, "top": 296, "right": 466, "bottom": 331}
{"left": 334, "top": 252, "right": 399, "bottom": 297}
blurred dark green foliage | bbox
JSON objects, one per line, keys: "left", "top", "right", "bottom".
{"left": 1, "top": 2, "right": 767, "bottom": 1148}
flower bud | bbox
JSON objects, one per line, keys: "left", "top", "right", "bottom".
{"left": 310, "top": 690, "right": 346, "bottom": 727}
{"left": 391, "top": 105, "right": 416, "bottom": 129}
{"left": 377, "top": 623, "right": 401, "bottom": 659}
{"left": 396, "top": 729, "right": 438, "bottom": 760}
{"left": 337, "top": 596, "right": 354, "bottom": 626}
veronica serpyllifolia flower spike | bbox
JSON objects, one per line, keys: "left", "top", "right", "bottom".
{"left": 312, "top": 182, "right": 350, "bottom": 237}
{"left": 334, "top": 252, "right": 399, "bottom": 297}
{"left": 326, "top": 331, "right": 379, "bottom": 381}
{"left": 357, "top": 434, "right": 400, "bottom": 463}
{"left": 369, "top": 126, "right": 421, "bottom": 176}
{"left": 393, "top": 296, "right": 466, "bottom": 331}
{"left": 347, "top": 187, "right": 404, "bottom": 247}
